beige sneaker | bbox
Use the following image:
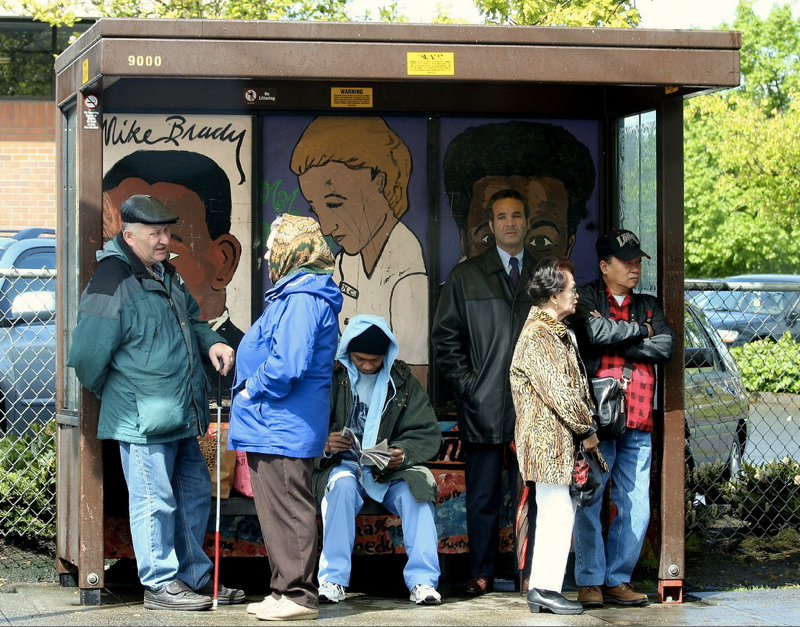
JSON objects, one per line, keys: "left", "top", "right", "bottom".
{"left": 577, "top": 585, "right": 604, "bottom": 608}
{"left": 256, "top": 596, "right": 320, "bottom": 621}
{"left": 602, "top": 582, "right": 649, "bottom": 606}
{"left": 247, "top": 594, "right": 280, "bottom": 615}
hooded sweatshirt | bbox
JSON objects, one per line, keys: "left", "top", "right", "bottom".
{"left": 313, "top": 314, "right": 441, "bottom": 506}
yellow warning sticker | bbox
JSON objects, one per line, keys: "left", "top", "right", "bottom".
{"left": 82, "top": 59, "right": 89, "bottom": 85}
{"left": 407, "top": 52, "right": 455, "bottom": 76}
{"left": 331, "top": 87, "right": 373, "bottom": 108}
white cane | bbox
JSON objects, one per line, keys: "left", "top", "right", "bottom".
{"left": 213, "top": 368, "right": 222, "bottom": 609}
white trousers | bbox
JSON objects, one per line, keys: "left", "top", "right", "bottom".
{"left": 529, "top": 482, "right": 577, "bottom": 592}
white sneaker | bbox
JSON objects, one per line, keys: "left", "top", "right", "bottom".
{"left": 256, "top": 596, "right": 319, "bottom": 621}
{"left": 319, "top": 580, "right": 346, "bottom": 603}
{"left": 410, "top": 584, "right": 442, "bottom": 605}
{"left": 247, "top": 594, "right": 280, "bottom": 615}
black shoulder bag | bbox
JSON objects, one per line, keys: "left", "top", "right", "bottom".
{"left": 589, "top": 360, "right": 631, "bottom": 440}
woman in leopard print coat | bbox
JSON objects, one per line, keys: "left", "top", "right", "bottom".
{"left": 510, "top": 257, "right": 602, "bottom": 615}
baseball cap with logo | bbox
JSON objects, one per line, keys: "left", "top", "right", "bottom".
{"left": 596, "top": 228, "right": 651, "bottom": 262}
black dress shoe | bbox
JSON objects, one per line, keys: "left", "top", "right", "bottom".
{"left": 465, "top": 576, "right": 494, "bottom": 596}
{"left": 143, "top": 580, "right": 213, "bottom": 611}
{"left": 526, "top": 587, "right": 584, "bottom": 615}
{"left": 196, "top": 579, "right": 246, "bottom": 605}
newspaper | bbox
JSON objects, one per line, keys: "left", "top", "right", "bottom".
{"left": 341, "top": 426, "right": 392, "bottom": 470}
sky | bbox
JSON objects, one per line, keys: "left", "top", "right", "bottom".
{"left": 347, "top": 0, "right": 796, "bottom": 28}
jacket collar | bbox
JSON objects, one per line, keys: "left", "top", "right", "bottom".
{"left": 530, "top": 305, "right": 569, "bottom": 337}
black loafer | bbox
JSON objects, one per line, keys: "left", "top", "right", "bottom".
{"left": 527, "top": 587, "right": 584, "bottom": 615}
{"left": 196, "top": 579, "right": 246, "bottom": 605}
{"left": 143, "top": 580, "right": 213, "bottom": 611}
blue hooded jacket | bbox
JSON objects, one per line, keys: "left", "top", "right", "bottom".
{"left": 228, "top": 271, "right": 343, "bottom": 457}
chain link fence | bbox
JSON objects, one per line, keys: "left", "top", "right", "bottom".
{"left": 684, "top": 279, "right": 800, "bottom": 539}
{"left": 2, "top": 269, "right": 799, "bottom": 579}
{"left": 0, "top": 268, "right": 57, "bottom": 579}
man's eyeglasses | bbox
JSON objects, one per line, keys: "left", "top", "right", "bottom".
{"left": 560, "top": 287, "right": 578, "bottom": 296}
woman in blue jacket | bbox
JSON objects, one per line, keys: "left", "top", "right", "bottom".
{"left": 228, "top": 214, "right": 343, "bottom": 621}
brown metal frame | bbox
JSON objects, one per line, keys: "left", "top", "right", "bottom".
{"left": 54, "top": 18, "right": 740, "bottom": 605}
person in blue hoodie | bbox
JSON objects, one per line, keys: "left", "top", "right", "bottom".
{"left": 312, "top": 315, "right": 443, "bottom": 606}
{"left": 228, "top": 214, "right": 343, "bottom": 622}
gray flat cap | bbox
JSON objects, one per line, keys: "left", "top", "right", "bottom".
{"left": 121, "top": 194, "right": 179, "bottom": 225}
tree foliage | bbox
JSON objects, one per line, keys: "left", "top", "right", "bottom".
{"left": 3, "top": 0, "right": 642, "bottom": 26}
{"left": 474, "top": 0, "right": 639, "bottom": 27}
{"left": 684, "top": 1, "right": 800, "bottom": 277}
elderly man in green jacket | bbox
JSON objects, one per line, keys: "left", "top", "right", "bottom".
{"left": 67, "top": 195, "right": 242, "bottom": 611}
{"left": 312, "top": 315, "right": 443, "bottom": 607}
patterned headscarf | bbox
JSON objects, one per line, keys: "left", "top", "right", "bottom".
{"left": 268, "top": 214, "right": 335, "bottom": 285}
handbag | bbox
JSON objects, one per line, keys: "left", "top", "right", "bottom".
{"left": 197, "top": 422, "right": 236, "bottom": 499}
{"left": 589, "top": 361, "right": 632, "bottom": 439}
{"left": 569, "top": 444, "right": 607, "bottom": 507}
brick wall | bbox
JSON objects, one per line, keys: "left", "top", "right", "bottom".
{"left": 0, "top": 101, "right": 57, "bottom": 231}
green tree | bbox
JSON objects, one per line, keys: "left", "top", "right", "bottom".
{"left": 684, "top": 1, "right": 800, "bottom": 277}
{"left": 474, "top": 0, "right": 639, "bottom": 27}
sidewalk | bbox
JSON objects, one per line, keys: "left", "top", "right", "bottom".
{"left": 2, "top": 579, "right": 799, "bottom": 626}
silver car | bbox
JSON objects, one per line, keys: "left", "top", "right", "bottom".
{"left": 684, "top": 300, "right": 749, "bottom": 475}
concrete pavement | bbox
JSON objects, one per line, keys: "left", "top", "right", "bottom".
{"left": 2, "top": 578, "right": 799, "bottom": 626}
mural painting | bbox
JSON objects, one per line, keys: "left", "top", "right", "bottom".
{"left": 100, "top": 114, "right": 604, "bottom": 560}
{"left": 262, "top": 116, "right": 429, "bottom": 385}
{"left": 438, "top": 118, "right": 601, "bottom": 285}
{"left": 101, "top": 114, "right": 253, "bottom": 402}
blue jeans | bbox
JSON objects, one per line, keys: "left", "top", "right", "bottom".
{"left": 573, "top": 428, "right": 652, "bottom": 588}
{"left": 318, "top": 462, "right": 440, "bottom": 592}
{"left": 118, "top": 438, "right": 213, "bottom": 591}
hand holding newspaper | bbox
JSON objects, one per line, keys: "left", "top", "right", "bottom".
{"left": 341, "top": 426, "right": 392, "bottom": 470}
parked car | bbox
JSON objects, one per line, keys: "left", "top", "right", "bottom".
{"left": 0, "top": 236, "right": 56, "bottom": 435}
{"left": 0, "top": 228, "right": 55, "bottom": 253}
{"left": 684, "top": 299, "right": 749, "bottom": 475}
{"left": 689, "top": 274, "right": 800, "bottom": 346}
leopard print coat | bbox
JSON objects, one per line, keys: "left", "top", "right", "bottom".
{"left": 510, "top": 306, "right": 595, "bottom": 485}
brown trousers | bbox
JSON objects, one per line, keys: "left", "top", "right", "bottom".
{"left": 248, "top": 453, "right": 318, "bottom": 610}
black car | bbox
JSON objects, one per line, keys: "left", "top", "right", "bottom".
{"left": 689, "top": 274, "right": 800, "bottom": 346}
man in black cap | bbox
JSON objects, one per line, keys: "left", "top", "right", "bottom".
{"left": 568, "top": 228, "right": 674, "bottom": 609}
{"left": 68, "top": 195, "right": 243, "bottom": 611}
{"left": 311, "top": 315, "right": 443, "bottom": 606}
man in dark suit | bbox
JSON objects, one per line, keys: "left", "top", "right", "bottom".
{"left": 432, "top": 189, "right": 535, "bottom": 595}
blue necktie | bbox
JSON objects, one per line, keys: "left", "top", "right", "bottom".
{"left": 509, "top": 256, "right": 520, "bottom": 289}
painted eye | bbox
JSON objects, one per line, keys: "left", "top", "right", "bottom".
{"left": 168, "top": 252, "right": 180, "bottom": 261}
{"left": 528, "top": 235, "right": 554, "bottom": 249}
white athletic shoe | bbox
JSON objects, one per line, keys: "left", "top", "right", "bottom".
{"left": 319, "top": 581, "right": 346, "bottom": 604}
{"left": 410, "top": 584, "right": 442, "bottom": 605}
{"left": 247, "top": 594, "right": 280, "bottom": 614}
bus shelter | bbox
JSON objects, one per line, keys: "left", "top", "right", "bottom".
{"left": 54, "top": 18, "right": 740, "bottom": 605}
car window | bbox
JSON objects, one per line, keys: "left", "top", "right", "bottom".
{"left": 11, "top": 249, "right": 55, "bottom": 270}
{"left": 738, "top": 291, "right": 789, "bottom": 315}
{"left": 685, "top": 308, "right": 715, "bottom": 355}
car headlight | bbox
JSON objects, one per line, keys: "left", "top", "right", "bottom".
{"left": 717, "top": 329, "right": 740, "bottom": 343}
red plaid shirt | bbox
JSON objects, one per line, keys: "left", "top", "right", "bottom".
{"left": 594, "top": 290, "right": 656, "bottom": 431}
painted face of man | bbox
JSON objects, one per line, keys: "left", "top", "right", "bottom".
{"left": 464, "top": 175, "right": 573, "bottom": 262}
{"left": 104, "top": 178, "right": 241, "bottom": 321}
{"left": 298, "top": 161, "right": 391, "bottom": 256}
